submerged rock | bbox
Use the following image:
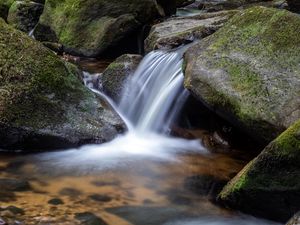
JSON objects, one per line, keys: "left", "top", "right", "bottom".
{"left": 102, "top": 54, "right": 142, "bottom": 102}
{"left": 34, "top": 0, "right": 164, "bottom": 57}
{"left": 184, "top": 6, "right": 300, "bottom": 144}
{"left": 0, "top": 20, "right": 125, "bottom": 151}
{"left": 286, "top": 212, "right": 300, "bottom": 225}
{"left": 74, "top": 212, "right": 108, "bottom": 225}
{"left": 7, "top": 0, "right": 43, "bottom": 33}
{"left": 145, "top": 10, "right": 237, "bottom": 52}
{"left": 218, "top": 119, "right": 300, "bottom": 222}
{"left": 0, "top": 178, "right": 30, "bottom": 192}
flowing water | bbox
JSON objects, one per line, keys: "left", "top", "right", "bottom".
{"left": 0, "top": 49, "right": 282, "bottom": 225}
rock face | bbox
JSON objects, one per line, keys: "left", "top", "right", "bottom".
{"left": 0, "top": 19, "right": 125, "bottom": 151}
{"left": 34, "top": 0, "right": 164, "bottom": 57}
{"left": 218, "top": 119, "right": 300, "bottom": 222}
{"left": 184, "top": 6, "right": 300, "bottom": 144}
{"left": 145, "top": 10, "right": 237, "bottom": 52}
{"left": 287, "top": 0, "right": 300, "bottom": 12}
{"left": 7, "top": 0, "right": 44, "bottom": 33}
{"left": 102, "top": 54, "right": 142, "bottom": 103}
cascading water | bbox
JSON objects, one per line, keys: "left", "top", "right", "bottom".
{"left": 118, "top": 50, "right": 189, "bottom": 133}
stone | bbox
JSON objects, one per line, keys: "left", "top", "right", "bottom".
{"left": 184, "top": 6, "right": 300, "bottom": 144}
{"left": 145, "top": 10, "right": 237, "bottom": 52}
{"left": 0, "top": 20, "right": 125, "bottom": 151}
{"left": 7, "top": 0, "right": 44, "bottom": 33}
{"left": 102, "top": 54, "right": 142, "bottom": 102}
{"left": 218, "top": 119, "right": 300, "bottom": 222}
{"left": 34, "top": 0, "right": 164, "bottom": 57}
{"left": 74, "top": 212, "right": 108, "bottom": 225}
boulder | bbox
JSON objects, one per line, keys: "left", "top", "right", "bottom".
{"left": 34, "top": 0, "right": 164, "bottom": 57}
{"left": 0, "top": 19, "right": 125, "bottom": 151}
{"left": 184, "top": 6, "right": 300, "bottom": 144}
{"left": 102, "top": 54, "right": 142, "bottom": 102}
{"left": 145, "top": 10, "right": 237, "bottom": 52}
{"left": 7, "top": 0, "right": 44, "bottom": 33}
{"left": 287, "top": 0, "right": 300, "bottom": 12}
{"left": 197, "top": 0, "right": 282, "bottom": 12}
{"left": 218, "top": 119, "right": 300, "bottom": 222}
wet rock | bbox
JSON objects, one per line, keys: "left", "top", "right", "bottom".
{"left": 34, "top": 0, "right": 164, "bottom": 57}
{"left": 0, "top": 178, "right": 30, "bottom": 192}
{"left": 2, "top": 206, "right": 24, "bottom": 215}
{"left": 48, "top": 198, "right": 64, "bottom": 205}
{"left": 102, "top": 54, "right": 142, "bottom": 102}
{"left": 218, "top": 119, "right": 300, "bottom": 222}
{"left": 184, "top": 175, "right": 227, "bottom": 198}
{"left": 91, "top": 180, "right": 121, "bottom": 187}
{"left": 0, "top": 191, "right": 16, "bottom": 202}
{"left": 198, "top": 0, "right": 285, "bottom": 12}
{"left": 287, "top": 0, "right": 300, "bottom": 12}
{"left": 145, "top": 10, "right": 237, "bottom": 52}
{"left": 0, "top": 20, "right": 125, "bottom": 151}
{"left": 184, "top": 6, "right": 300, "bottom": 144}
{"left": 88, "top": 194, "right": 112, "bottom": 203}
{"left": 59, "top": 188, "right": 82, "bottom": 197}
{"left": 106, "top": 206, "right": 192, "bottom": 225}
{"left": 286, "top": 212, "right": 300, "bottom": 225}
{"left": 177, "top": 0, "right": 196, "bottom": 8}
{"left": 7, "top": 0, "right": 44, "bottom": 33}
{"left": 0, "top": 218, "right": 6, "bottom": 225}
{"left": 74, "top": 212, "right": 108, "bottom": 225}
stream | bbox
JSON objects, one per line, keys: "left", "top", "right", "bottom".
{"left": 0, "top": 47, "right": 282, "bottom": 225}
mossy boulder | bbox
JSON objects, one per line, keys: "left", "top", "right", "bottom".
{"left": 218, "top": 119, "right": 300, "bottom": 222}
{"left": 7, "top": 0, "right": 44, "bottom": 33}
{"left": 184, "top": 6, "right": 300, "bottom": 144}
{"left": 145, "top": 10, "right": 237, "bottom": 52}
{"left": 34, "top": 0, "right": 164, "bottom": 57}
{"left": 0, "top": 19, "right": 125, "bottom": 151}
{"left": 102, "top": 54, "right": 142, "bottom": 103}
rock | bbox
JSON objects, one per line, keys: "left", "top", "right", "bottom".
{"left": 0, "top": 20, "right": 125, "bottom": 151}
{"left": 59, "top": 188, "right": 82, "bottom": 197}
{"left": 7, "top": 0, "right": 44, "bottom": 33}
{"left": 184, "top": 6, "right": 300, "bottom": 144}
{"left": 34, "top": 0, "right": 164, "bottom": 57}
{"left": 48, "top": 198, "right": 64, "bottom": 205}
{"left": 157, "top": 0, "right": 177, "bottom": 15}
{"left": 0, "top": 206, "right": 24, "bottom": 215}
{"left": 106, "top": 206, "right": 192, "bottom": 225}
{"left": 287, "top": 0, "right": 300, "bottom": 12}
{"left": 176, "top": 0, "right": 195, "bottom": 8}
{"left": 145, "top": 10, "right": 237, "bottom": 52}
{"left": 184, "top": 174, "right": 228, "bottom": 197}
{"left": 286, "top": 212, "right": 300, "bottom": 225}
{"left": 0, "top": 178, "right": 30, "bottom": 191}
{"left": 74, "top": 212, "right": 108, "bottom": 225}
{"left": 102, "top": 54, "right": 142, "bottom": 102}
{"left": 218, "top": 119, "right": 300, "bottom": 222}
{"left": 88, "top": 194, "right": 112, "bottom": 202}
{"left": 198, "top": 0, "right": 284, "bottom": 12}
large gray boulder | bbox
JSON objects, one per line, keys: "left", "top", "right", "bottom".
{"left": 0, "top": 19, "right": 125, "bottom": 151}
{"left": 145, "top": 10, "right": 237, "bottom": 52}
{"left": 184, "top": 6, "right": 300, "bottom": 144}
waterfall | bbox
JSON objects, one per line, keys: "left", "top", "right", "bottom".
{"left": 118, "top": 50, "right": 188, "bottom": 133}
